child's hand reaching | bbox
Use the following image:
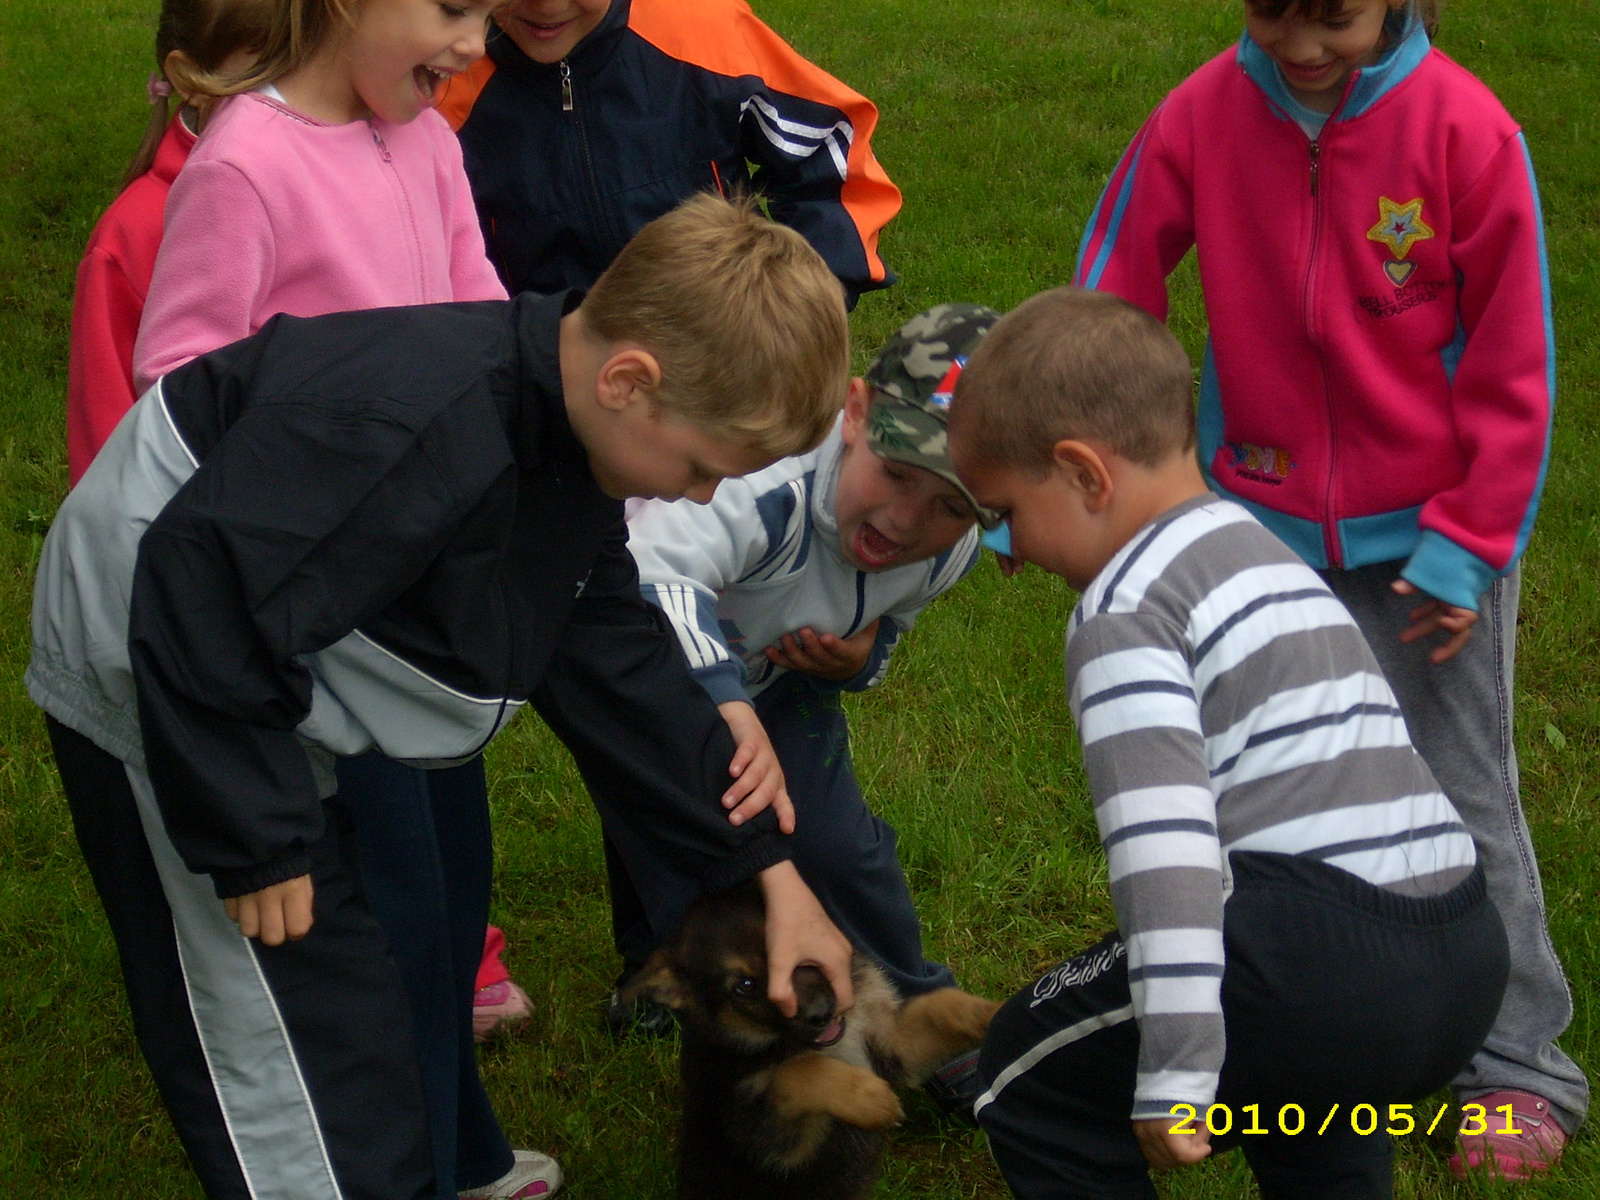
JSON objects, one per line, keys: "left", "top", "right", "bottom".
{"left": 224, "top": 875, "right": 314, "bottom": 945}
{"left": 718, "top": 700, "right": 795, "bottom": 833}
{"left": 763, "top": 619, "right": 879, "bottom": 682}
{"left": 1392, "top": 579, "right": 1479, "bottom": 664}
{"left": 1133, "top": 1117, "right": 1211, "bottom": 1171}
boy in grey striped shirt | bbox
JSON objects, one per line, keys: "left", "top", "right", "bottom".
{"left": 946, "top": 288, "right": 1509, "bottom": 1200}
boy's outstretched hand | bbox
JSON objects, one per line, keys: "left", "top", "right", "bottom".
{"left": 224, "top": 874, "right": 314, "bottom": 946}
{"left": 1392, "top": 578, "right": 1478, "bottom": 664}
{"left": 763, "top": 619, "right": 879, "bottom": 682}
{"left": 758, "top": 860, "right": 854, "bottom": 1018}
{"left": 718, "top": 700, "right": 795, "bottom": 833}
{"left": 1133, "top": 1118, "right": 1211, "bottom": 1170}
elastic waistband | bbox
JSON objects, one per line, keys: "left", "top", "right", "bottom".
{"left": 1229, "top": 849, "right": 1488, "bottom": 926}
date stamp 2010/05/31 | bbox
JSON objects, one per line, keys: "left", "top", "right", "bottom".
{"left": 1167, "top": 1102, "right": 1517, "bottom": 1139}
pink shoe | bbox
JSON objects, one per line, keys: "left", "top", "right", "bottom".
{"left": 1448, "top": 1090, "right": 1569, "bottom": 1181}
{"left": 458, "top": 1149, "right": 562, "bottom": 1197}
{"left": 472, "top": 979, "right": 532, "bottom": 1043}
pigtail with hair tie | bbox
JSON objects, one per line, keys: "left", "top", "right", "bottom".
{"left": 147, "top": 73, "right": 175, "bottom": 105}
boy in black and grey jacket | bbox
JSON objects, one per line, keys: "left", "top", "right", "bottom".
{"left": 28, "top": 196, "right": 854, "bottom": 1200}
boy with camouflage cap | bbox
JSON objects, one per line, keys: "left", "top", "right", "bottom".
{"left": 602, "top": 304, "right": 1001, "bottom": 1029}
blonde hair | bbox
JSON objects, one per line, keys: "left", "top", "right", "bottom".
{"left": 949, "top": 287, "right": 1195, "bottom": 473}
{"left": 581, "top": 193, "right": 849, "bottom": 459}
{"left": 124, "top": 0, "right": 276, "bottom": 188}
{"left": 165, "top": 0, "right": 359, "bottom": 104}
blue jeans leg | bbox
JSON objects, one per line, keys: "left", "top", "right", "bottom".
{"left": 754, "top": 676, "right": 955, "bottom": 997}
{"left": 603, "top": 675, "right": 953, "bottom": 998}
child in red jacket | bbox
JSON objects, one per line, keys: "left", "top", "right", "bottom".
{"left": 66, "top": 0, "right": 267, "bottom": 484}
{"left": 1075, "top": 0, "right": 1582, "bottom": 1181}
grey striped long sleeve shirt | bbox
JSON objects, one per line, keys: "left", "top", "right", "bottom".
{"left": 1065, "top": 495, "right": 1476, "bottom": 1120}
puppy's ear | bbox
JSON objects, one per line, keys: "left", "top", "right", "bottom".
{"left": 620, "top": 951, "right": 692, "bottom": 1010}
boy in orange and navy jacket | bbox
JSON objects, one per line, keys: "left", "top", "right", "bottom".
{"left": 437, "top": 0, "right": 901, "bottom": 307}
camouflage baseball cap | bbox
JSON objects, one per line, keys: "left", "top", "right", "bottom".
{"left": 865, "top": 303, "right": 1003, "bottom": 530}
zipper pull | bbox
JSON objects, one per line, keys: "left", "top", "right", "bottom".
{"left": 560, "top": 59, "right": 573, "bottom": 112}
{"left": 1308, "top": 140, "right": 1320, "bottom": 197}
{"left": 371, "top": 125, "right": 391, "bottom": 162}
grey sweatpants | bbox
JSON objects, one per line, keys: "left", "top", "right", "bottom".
{"left": 1322, "top": 563, "right": 1588, "bottom": 1133}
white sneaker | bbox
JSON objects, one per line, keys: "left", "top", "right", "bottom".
{"left": 458, "top": 1149, "right": 563, "bottom": 1198}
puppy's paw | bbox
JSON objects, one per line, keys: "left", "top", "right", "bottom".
{"left": 945, "top": 994, "right": 1001, "bottom": 1045}
{"left": 836, "top": 1071, "right": 903, "bottom": 1130}
{"left": 904, "top": 989, "right": 1001, "bottom": 1047}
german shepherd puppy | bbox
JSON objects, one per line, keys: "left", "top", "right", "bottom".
{"left": 624, "top": 881, "right": 999, "bottom": 1200}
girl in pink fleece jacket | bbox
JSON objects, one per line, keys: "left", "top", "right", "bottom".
{"left": 120, "top": 3, "right": 557, "bottom": 1199}
{"left": 1066, "top": 0, "right": 1584, "bottom": 1187}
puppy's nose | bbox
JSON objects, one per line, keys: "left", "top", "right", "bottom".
{"left": 792, "top": 965, "right": 836, "bottom": 1027}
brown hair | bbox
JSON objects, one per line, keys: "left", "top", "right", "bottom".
{"left": 1246, "top": 0, "right": 1439, "bottom": 39}
{"left": 163, "top": 0, "right": 361, "bottom": 109}
{"left": 949, "top": 287, "right": 1195, "bottom": 473}
{"left": 124, "top": 0, "right": 276, "bottom": 188}
{"left": 581, "top": 193, "right": 850, "bottom": 459}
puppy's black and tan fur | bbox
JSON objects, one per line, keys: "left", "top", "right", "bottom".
{"left": 625, "top": 881, "right": 998, "bottom": 1200}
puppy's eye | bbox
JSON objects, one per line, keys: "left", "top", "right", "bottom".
{"left": 733, "top": 976, "right": 758, "bottom": 996}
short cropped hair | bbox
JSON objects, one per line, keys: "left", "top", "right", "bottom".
{"left": 581, "top": 194, "right": 850, "bottom": 459}
{"left": 950, "top": 287, "right": 1194, "bottom": 473}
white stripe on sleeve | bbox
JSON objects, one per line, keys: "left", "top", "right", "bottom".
{"left": 1078, "top": 688, "right": 1203, "bottom": 747}
{"left": 1133, "top": 973, "right": 1223, "bottom": 1016}
{"left": 1096, "top": 785, "right": 1216, "bottom": 843}
{"left": 1071, "top": 646, "right": 1193, "bottom": 711}
{"left": 1106, "top": 830, "right": 1222, "bottom": 884}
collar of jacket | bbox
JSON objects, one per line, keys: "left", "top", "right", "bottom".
{"left": 487, "top": 0, "right": 633, "bottom": 80}
{"left": 513, "top": 288, "right": 588, "bottom": 471}
{"left": 1237, "top": 13, "right": 1431, "bottom": 125}
{"left": 808, "top": 416, "right": 848, "bottom": 551}
{"left": 151, "top": 115, "right": 197, "bottom": 185}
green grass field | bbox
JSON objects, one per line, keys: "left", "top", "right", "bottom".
{"left": 1, "top": 1, "right": 1596, "bottom": 1196}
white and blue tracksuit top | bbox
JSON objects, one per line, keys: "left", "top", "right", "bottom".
{"left": 628, "top": 419, "right": 981, "bottom": 705}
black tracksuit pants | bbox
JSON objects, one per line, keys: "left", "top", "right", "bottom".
{"left": 49, "top": 717, "right": 436, "bottom": 1200}
{"left": 976, "top": 851, "right": 1509, "bottom": 1200}
{"left": 335, "top": 751, "right": 514, "bottom": 1196}
{"left": 604, "top": 672, "right": 955, "bottom": 996}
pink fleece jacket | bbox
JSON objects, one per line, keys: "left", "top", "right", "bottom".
{"left": 1076, "top": 23, "right": 1553, "bottom": 611}
{"left": 133, "top": 93, "right": 506, "bottom": 393}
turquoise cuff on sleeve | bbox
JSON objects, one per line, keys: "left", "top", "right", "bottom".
{"left": 1400, "top": 530, "right": 1499, "bottom": 612}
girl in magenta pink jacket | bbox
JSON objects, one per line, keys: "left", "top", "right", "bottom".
{"left": 1067, "top": 0, "right": 1584, "bottom": 1186}
{"left": 1076, "top": 1, "right": 1550, "bottom": 616}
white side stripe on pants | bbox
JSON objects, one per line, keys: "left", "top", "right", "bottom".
{"left": 125, "top": 762, "right": 345, "bottom": 1200}
{"left": 972, "top": 1004, "right": 1136, "bottom": 1119}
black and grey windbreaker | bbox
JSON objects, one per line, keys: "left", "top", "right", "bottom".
{"left": 28, "top": 290, "right": 787, "bottom": 898}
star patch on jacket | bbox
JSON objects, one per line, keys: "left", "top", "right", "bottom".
{"left": 1366, "top": 196, "right": 1435, "bottom": 287}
